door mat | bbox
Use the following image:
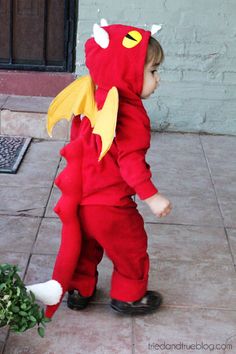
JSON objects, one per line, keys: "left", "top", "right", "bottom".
{"left": 0, "top": 135, "right": 32, "bottom": 174}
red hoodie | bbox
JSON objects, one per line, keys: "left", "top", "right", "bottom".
{"left": 71, "top": 24, "right": 158, "bottom": 206}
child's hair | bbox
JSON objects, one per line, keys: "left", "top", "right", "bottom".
{"left": 146, "top": 36, "right": 164, "bottom": 65}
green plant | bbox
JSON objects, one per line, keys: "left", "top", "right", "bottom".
{"left": 0, "top": 264, "right": 50, "bottom": 337}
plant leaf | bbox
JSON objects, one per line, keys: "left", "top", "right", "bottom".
{"left": 38, "top": 326, "right": 45, "bottom": 338}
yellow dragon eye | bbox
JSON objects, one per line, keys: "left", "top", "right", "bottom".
{"left": 122, "top": 30, "right": 142, "bottom": 48}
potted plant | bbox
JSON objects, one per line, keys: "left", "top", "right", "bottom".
{"left": 0, "top": 264, "right": 50, "bottom": 337}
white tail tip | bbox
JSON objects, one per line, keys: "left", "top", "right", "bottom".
{"left": 26, "top": 280, "right": 63, "bottom": 306}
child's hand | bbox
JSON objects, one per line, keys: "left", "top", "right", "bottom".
{"left": 144, "top": 193, "right": 172, "bottom": 218}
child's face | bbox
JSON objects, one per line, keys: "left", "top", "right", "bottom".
{"left": 141, "top": 60, "right": 160, "bottom": 99}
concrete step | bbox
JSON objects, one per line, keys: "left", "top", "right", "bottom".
{"left": 0, "top": 94, "right": 69, "bottom": 140}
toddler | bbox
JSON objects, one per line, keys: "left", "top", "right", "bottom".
{"left": 27, "top": 21, "right": 172, "bottom": 318}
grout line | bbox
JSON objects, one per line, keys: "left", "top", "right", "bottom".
{"left": 225, "top": 228, "right": 236, "bottom": 270}
{"left": 144, "top": 221, "right": 228, "bottom": 229}
{"left": 131, "top": 317, "right": 135, "bottom": 354}
{"left": 148, "top": 256, "right": 234, "bottom": 264}
{"left": 0, "top": 95, "right": 10, "bottom": 110}
{"left": 155, "top": 304, "right": 236, "bottom": 311}
{"left": 151, "top": 131, "right": 236, "bottom": 138}
{"left": 1, "top": 329, "right": 10, "bottom": 354}
{"left": 199, "top": 135, "right": 236, "bottom": 270}
{"left": 0, "top": 251, "right": 57, "bottom": 256}
{"left": 0, "top": 212, "right": 57, "bottom": 219}
{"left": 0, "top": 213, "right": 42, "bottom": 219}
{"left": 0, "top": 213, "right": 229, "bottom": 228}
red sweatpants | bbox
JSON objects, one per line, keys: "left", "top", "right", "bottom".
{"left": 69, "top": 205, "right": 149, "bottom": 302}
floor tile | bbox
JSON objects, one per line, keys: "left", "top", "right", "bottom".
{"left": 33, "top": 218, "right": 61, "bottom": 255}
{"left": 0, "top": 327, "right": 8, "bottom": 354}
{"left": 210, "top": 177, "right": 236, "bottom": 228}
{"left": 146, "top": 223, "right": 232, "bottom": 263}
{"left": 133, "top": 307, "right": 236, "bottom": 354}
{"left": 149, "top": 133, "right": 203, "bottom": 162}
{"left": 0, "top": 215, "right": 40, "bottom": 253}
{"left": 0, "top": 252, "right": 29, "bottom": 277}
{"left": 139, "top": 133, "right": 223, "bottom": 226}
{"left": 23, "top": 140, "right": 64, "bottom": 164}
{"left": 4, "top": 303, "right": 132, "bottom": 354}
{"left": 149, "top": 133, "right": 208, "bottom": 180}
{"left": 201, "top": 135, "right": 236, "bottom": 228}
{"left": 151, "top": 167, "right": 215, "bottom": 196}
{"left": 24, "top": 254, "right": 56, "bottom": 285}
{"left": 149, "top": 260, "right": 236, "bottom": 309}
{"left": 137, "top": 191, "right": 222, "bottom": 226}
{"left": 0, "top": 140, "right": 63, "bottom": 188}
{"left": 200, "top": 135, "right": 236, "bottom": 170}
{"left": 0, "top": 186, "right": 50, "bottom": 217}
{"left": 0, "top": 160, "right": 58, "bottom": 187}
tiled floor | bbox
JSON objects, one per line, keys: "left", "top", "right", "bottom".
{"left": 0, "top": 133, "right": 236, "bottom": 354}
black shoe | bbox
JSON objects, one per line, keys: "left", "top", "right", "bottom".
{"left": 110, "top": 291, "right": 163, "bottom": 315}
{"left": 67, "top": 289, "right": 96, "bottom": 311}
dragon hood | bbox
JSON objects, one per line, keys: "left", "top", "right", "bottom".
{"left": 85, "top": 24, "right": 151, "bottom": 102}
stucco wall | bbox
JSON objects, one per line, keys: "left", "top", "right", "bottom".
{"left": 75, "top": 0, "right": 236, "bottom": 135}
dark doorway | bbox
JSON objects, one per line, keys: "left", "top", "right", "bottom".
{"left": 0, "top": 0, "right": 76, "bottom": 72}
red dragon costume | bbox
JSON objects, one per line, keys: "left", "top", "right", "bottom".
{"left": 26, "top": 22, "right": 161, "bottom": 319}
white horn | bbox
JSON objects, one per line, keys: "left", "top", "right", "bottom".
{"left": 100, "top": 18, "right": 108, "bottom": 26}
{"left": 93, "top": 23, "right": 109, "bottom": 48}
{"left": 151, "top": 24, "right": 162, "bottom": 35}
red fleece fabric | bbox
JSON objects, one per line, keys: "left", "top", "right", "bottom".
{"left": 46, "top": 24, "right": 159, "bottom": 318}
{"left": 69, "top": 205, "right": 149, "bottom": 302}
{"left": 78, "top": 25, "right": 158, "bottom": 205}
{"left": 76, "top": 103, "right": 158, "bottom": 206}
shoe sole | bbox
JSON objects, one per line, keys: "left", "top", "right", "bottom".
{"left": 110, "top": 295, "right": 163, "bottom": 315}
{"left": 67, "top": 290, "right": 96, "bottom": 311}
{"left": 67, "top": 302, "right": 88, "bottom": 311}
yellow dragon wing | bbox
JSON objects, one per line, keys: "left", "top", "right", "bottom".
{"left": 93, "top": 87, "right": 119, "bottom": 161}
{"left": 47, "top": 75, "right": 119, "bottom": 161}
{"left": 47, "top": 75, "right": 97, "bottom": 136}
